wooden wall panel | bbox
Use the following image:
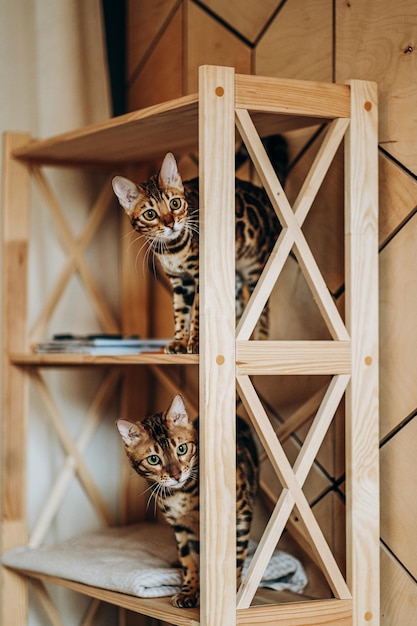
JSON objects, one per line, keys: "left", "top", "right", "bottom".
{"left": 128, "top": 3, "right": 183, "bottom": 110}
{"left": 184, "top": 1, "right": 251, "bottom": 93}
{"left": 127, "top": 0, "right": 180, "bottom": 83}
{"left": 379, "top": 152, "right": 417, "bottom": 246}
{"left": 269, "top": 260, "right": 330, "bottom": 341}
{"left": 335, "top": 0, "right": 417, "bottom": 175}
{"left": 255, "top": 0, "right": 333, "bottom": 82}
{"left": 379, "top": 213, "right": 417, "bottom": 438}
{"left": 200, "top": 0, "right": 279, "bottom": 43}
{"left": 380, "top": 544, "right": 417, "bottom": 625}
{"left": 380, "top": 416, "right": 417, "bottom": 579}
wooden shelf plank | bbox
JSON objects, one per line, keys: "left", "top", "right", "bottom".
{"left": 10, "top": 352, "right": 198, "bottom": 366}
{"left": 237, "top": 598, "right": 352, "bottom": 625}
{"left": 236, "top": 341, "right": 351, "bottom": 375}
{"left": 235, "top": 74, "right": 350, "bottom": 118}
{"left": 18, "top": 571, "right": 200, "bottom": 626}
{"left": 19, "top": 570, "right": 350, "bottom": 626}
{"left": 12, "top": 74, "right": 351, "bottom": 169}
{"left": 13, "top": 95, "right": 199, "bottom": 168}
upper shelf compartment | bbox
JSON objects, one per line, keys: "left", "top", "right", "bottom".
{"left": 13, "top": 74, "right": 351, "bottom": 168}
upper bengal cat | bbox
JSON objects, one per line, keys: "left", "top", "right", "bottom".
{"left": 116, "top": 394, "right": 258, "bottom": 608}
{"left": 112, "top": 149, "right": 283, "bottom": 354}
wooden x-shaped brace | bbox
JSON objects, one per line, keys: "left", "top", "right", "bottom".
{"left": 29, "top": 169, "right": 118, "bottom": 341}
{"left": 235, "top": 109, "right": 350, "bottom": 342}
{"left": 236, "top": 373, "right": 351, "bottom": 608}
{"left": 28, "top": 369, "right": 119, "bottom": 547}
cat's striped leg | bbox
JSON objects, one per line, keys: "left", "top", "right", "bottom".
{"left": 187, "top": 284, "right": 199, "bottom": 354}
{"left": 165, "top": 276, "right": 193, "bottom": 354}
{"left": 171, "top": 525, "right": 200, "bottom": 608}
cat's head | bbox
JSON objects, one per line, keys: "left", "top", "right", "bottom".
{"left": 116, "top": 394, "right": 198, "bottom": 490}
{"left": 112, "top": 153, "right": 189, "bottom": 243}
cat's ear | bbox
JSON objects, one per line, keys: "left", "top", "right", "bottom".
{"left": 112, "top": 176, "right": 141, "bottom": 215}
{"left": 165, "top": 394, "right": 189, "bottom": 427}
{"left": 116, "top": 419, "right": 144, "bottom": 446}
{"left": 158, "top": 153, "right": 184, "bottom": 192}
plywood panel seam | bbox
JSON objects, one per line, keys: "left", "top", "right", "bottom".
{"left": 127, "top": 0, "right": 183, "bottom": 90}
{"left": 194, "top": 0, "right": 255, "bottom": 47}
{"left": 379, "top": 410, "right": 417, "bottom": 449}
{"left": 380, "top": 538, "right": 417, "bottom": 586}
{"left": 379, "top": 204, "right": 417, "bottom": 253}
{"left": 252, "top": 0, "right": 289, "bottom": 47}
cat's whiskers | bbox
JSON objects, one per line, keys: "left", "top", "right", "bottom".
{"left": 141, "top": 240, "right": 155, "bottom": 276}
{"left": 126, "top": 232, "right": 146, "bottom": 254}
{"left": 146, "top": 237, "right": 163, "bottom": 277}
{"left": 122, "top": 228, "right": 137, "bottom": 242}
{"left": 141, "top": 233, "right": 166, "bottom": 278}
{"left": 122, "top": 230, "right": 156, "bottom": 279}
{"left": 146, "top": 482, "right": 163, "bottom": 515}
{"left": 139, "top": 481, "right": 156, "bottom": 497}
{"left": 188, "top": 468, "right": 198, "bottom": 484}
{"left": 123, "top": 222, "right": 148, "bottom": 247}
{"left": 185, "top": 215, "right": 200, "bottom": 238}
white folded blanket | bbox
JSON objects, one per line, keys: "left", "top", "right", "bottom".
{"left": 2, "top": 522, "right": 307, "bottom": 598}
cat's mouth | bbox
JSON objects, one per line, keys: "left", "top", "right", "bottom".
{"left": 163, "top": 223, "right": 183, "bottom": 240}
{"left": 165, "top": 471, "right": 193, "bottom": 489}
{"left": 167, "top": 477, "right": 187, "bottom": 489}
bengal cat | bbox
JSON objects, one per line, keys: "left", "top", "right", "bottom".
{"left": 116, "top": 394, "right": 258, "bottom": 608}
{"left": 112, "top": 150, "right": 283, "bottom": 354}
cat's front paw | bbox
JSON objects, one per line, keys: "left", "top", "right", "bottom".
{"left": 187, "top": 339, "right": 199, "bottom": 354}
{"left": 171, "top": 591, "right": 200, "bottom": 608}
{"left": 165, "top": 340, "right": 187, "bottom": 354}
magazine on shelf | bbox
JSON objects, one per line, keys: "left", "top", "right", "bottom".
{"left": 33, "top": 334, "right": 169, "bottom": 355}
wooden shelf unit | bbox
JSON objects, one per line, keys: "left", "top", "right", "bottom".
{"left": 1, "top": 66, "right": 379, "bottom": 626}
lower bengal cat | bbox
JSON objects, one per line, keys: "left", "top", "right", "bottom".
{"left": 116, "top": 394, "right": 258, "bottom": 608}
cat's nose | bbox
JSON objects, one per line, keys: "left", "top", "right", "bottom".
{"left": 163, "top": 215, "right": 175, "bottom": 229}
{"left": 167, "top": 463, "right": 182, "bottom": 481}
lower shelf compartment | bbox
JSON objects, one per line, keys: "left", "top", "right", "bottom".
{"left": 2, "top": 520, "right": 352, "bottom": 625}
{"left": 16, "top": 572, "right": 353, "bottom": 626}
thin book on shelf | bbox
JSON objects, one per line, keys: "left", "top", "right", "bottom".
{"left": 33, "top": 334, "right": 169, "bottom": 355}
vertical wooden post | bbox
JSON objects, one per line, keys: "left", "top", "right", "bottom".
{"left": 199, "top": 65, "right": 236, "bottom": 626}
{"left": 1, "top": 132, "right": 31, "bottom": 626}
{"left": 345, "top": 81, "right": 380, "bottom": 625}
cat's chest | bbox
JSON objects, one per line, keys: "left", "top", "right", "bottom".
{"left": 160, "top": 488, "right": 199, "bottom": 522}
{"left": 159, "top": 254, "right": 188, "bottom": 275}
{"left": 157, "top": 246, "right": 198, "bottom": 278}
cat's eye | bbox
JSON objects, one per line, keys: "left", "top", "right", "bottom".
{"left": 143, "top": 209, "right": 157, "bottom": 221}
{"left": 147, "top": 454, "right": 161, "bottom": 465}
{"left": 169, "top": 198, "right": 182, "bottom": 211}
{"left": 177, "top": 443, "right": 188, "bottom": 456}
